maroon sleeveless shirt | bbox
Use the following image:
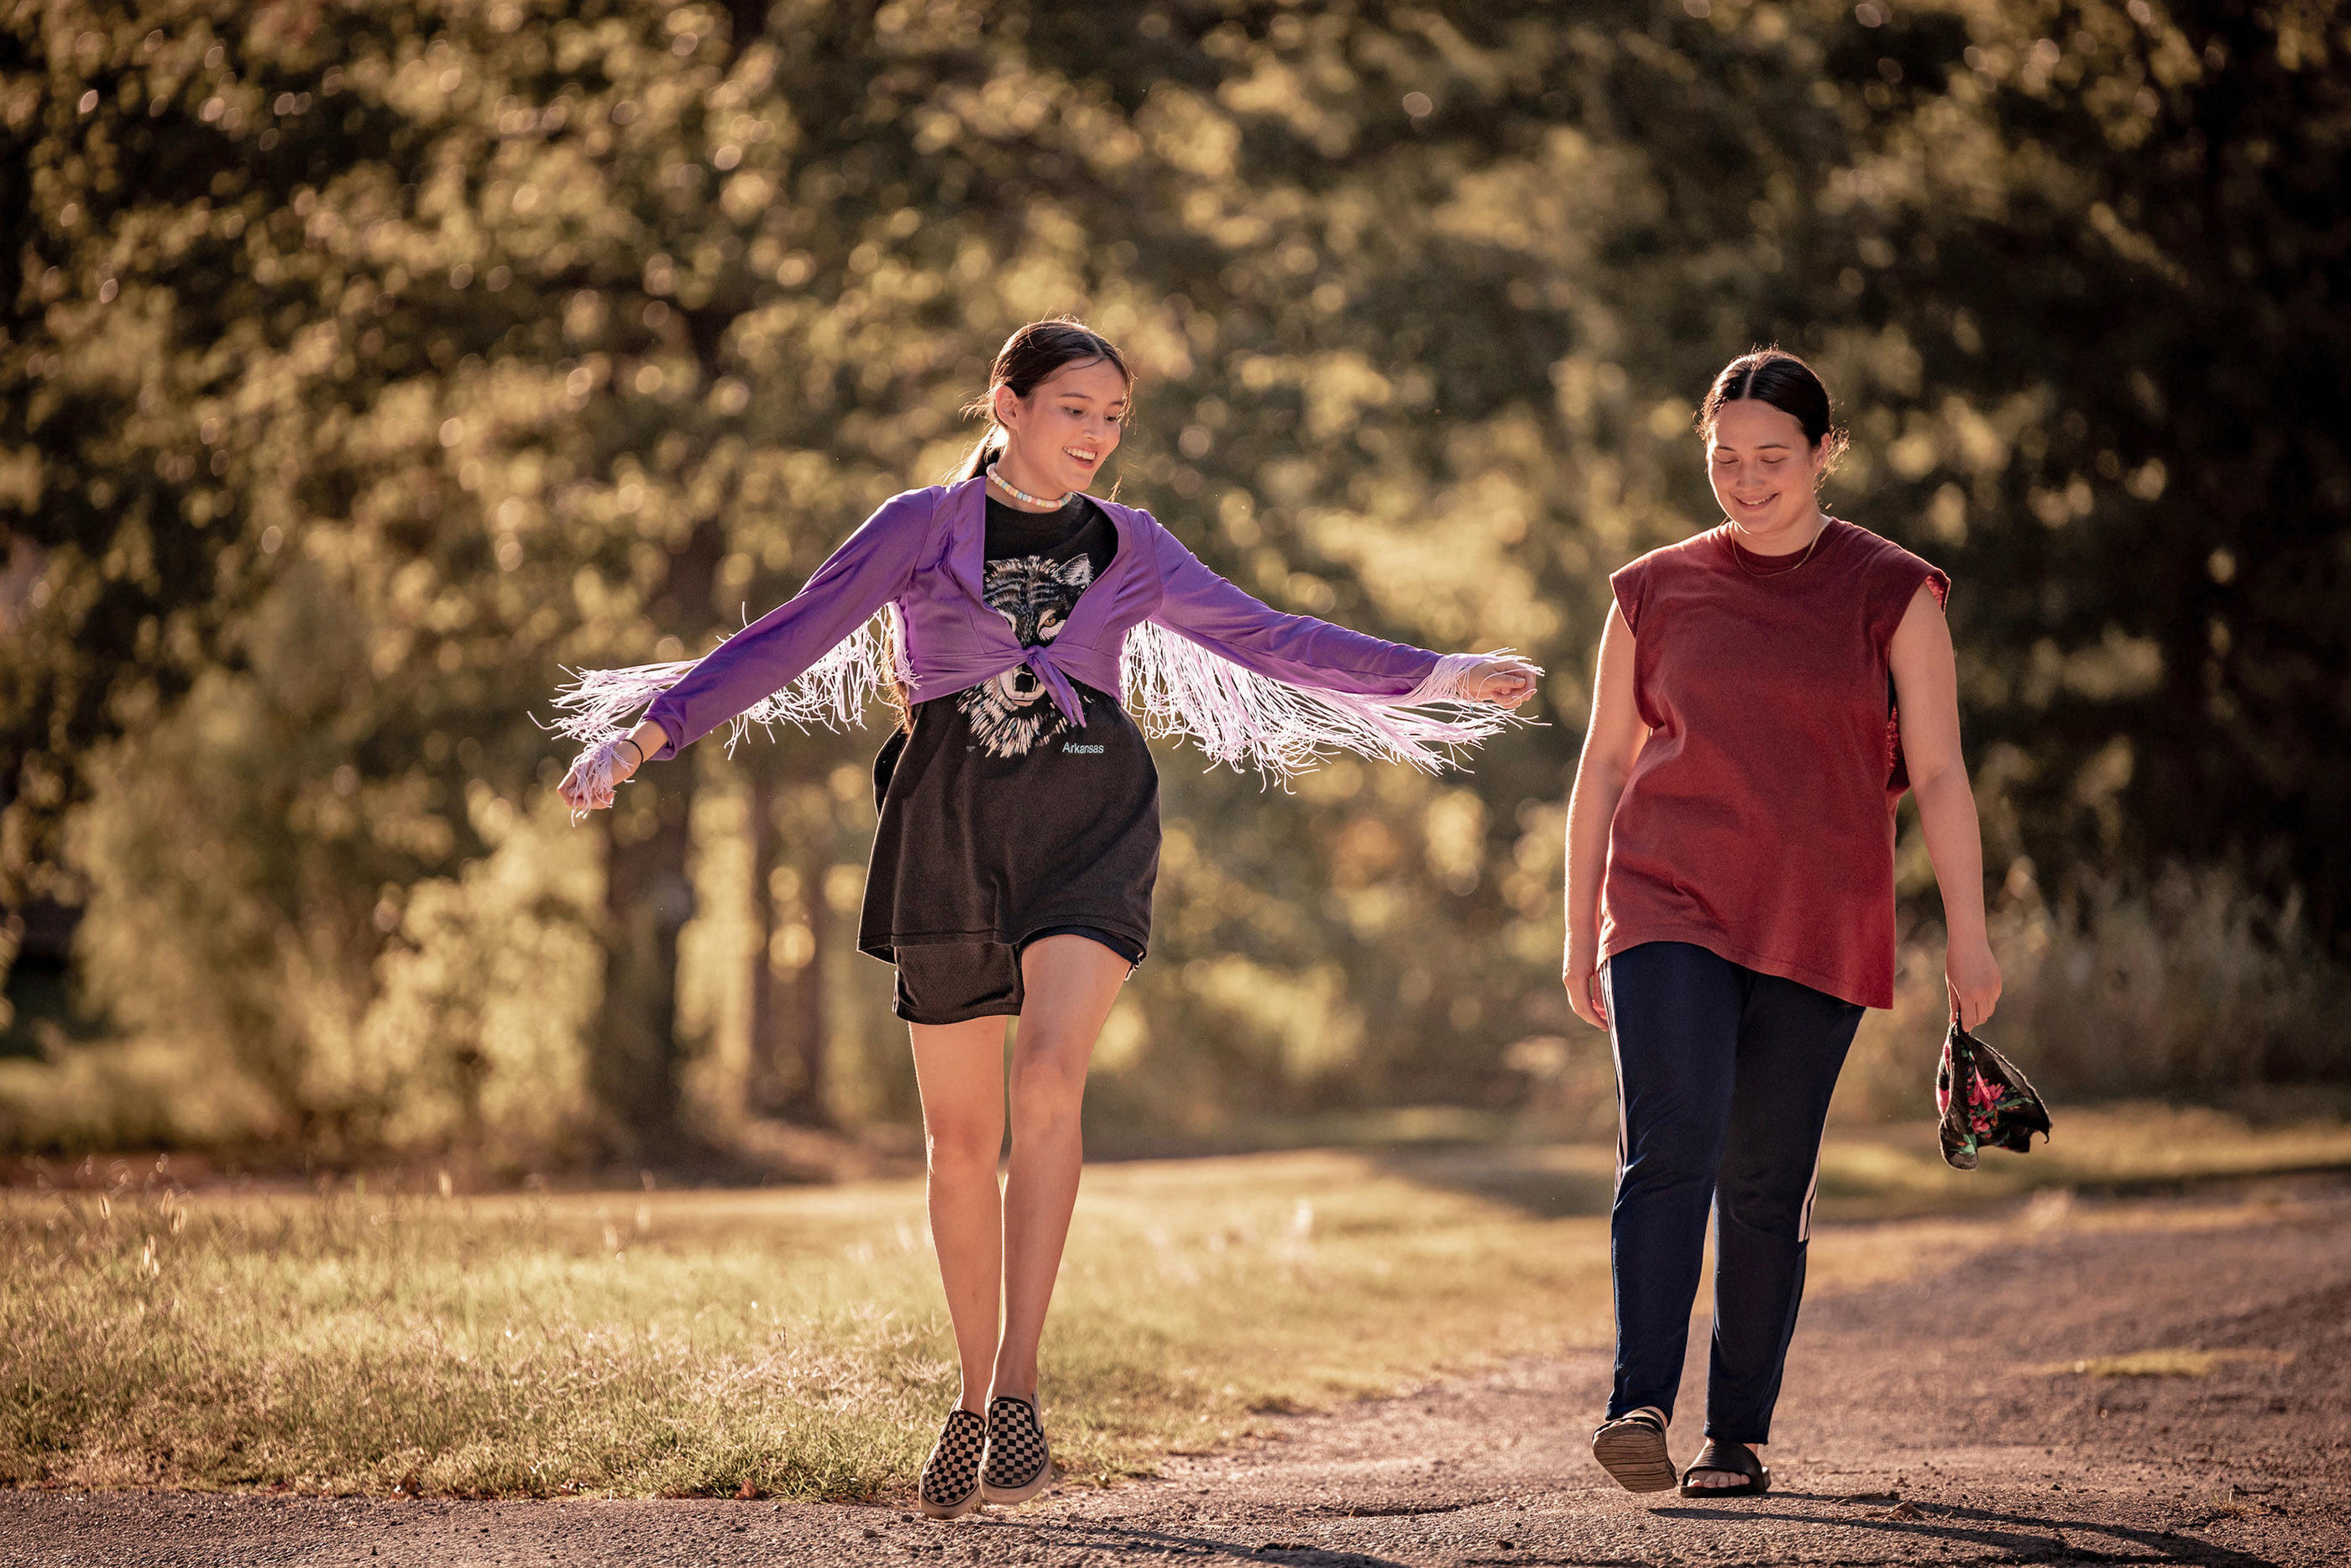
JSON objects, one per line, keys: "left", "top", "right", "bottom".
{"left": 1600, "top": 520, "right": 1949, "bottom": 1009}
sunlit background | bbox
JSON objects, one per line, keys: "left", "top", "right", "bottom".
{"left": 4, "top": 0, "right": 2345, "bottom": 1173}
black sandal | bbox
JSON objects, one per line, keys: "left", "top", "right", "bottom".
{"left": 1677, "top": 1438, "right": 1770, "bottom": 1497}
{"left": 1590, "top": 1407, "right": 1677, "bottom": 1494}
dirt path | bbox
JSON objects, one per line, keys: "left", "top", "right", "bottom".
{"left": 6, "top": 1181, "right": 2347, "bottom": 1568}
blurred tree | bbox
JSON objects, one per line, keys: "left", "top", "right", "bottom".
{"left": 741, "top": 760, "right": 837, "bottom": 1124}
{"left": 3, "top": 0, "right": 2343, "bottom": 1160}
{"left": 1847, "top": 0, "right": 2351, "bottom": 942}
{"left": 0, "top": 0, "right": 779, "bottom": 1151}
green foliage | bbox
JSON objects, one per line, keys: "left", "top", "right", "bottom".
{"left": 2, "top": 0, "right": 2345, "bottom": 1155}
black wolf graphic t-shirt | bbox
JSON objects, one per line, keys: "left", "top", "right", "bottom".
{"left": 859, "top": 489, "right": 1162, "bottom": 1024}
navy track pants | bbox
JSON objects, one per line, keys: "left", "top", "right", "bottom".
{"left": 1601, "top": 940, "right": 1865, "bottom": 1444}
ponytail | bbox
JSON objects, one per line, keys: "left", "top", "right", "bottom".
{"left": 950, "top": 427, "right": 1005, "bottom": 484}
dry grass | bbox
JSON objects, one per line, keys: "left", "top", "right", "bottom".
{"left": 2029, "top": 1349, "right": 2296, "bottom": 1378}
{"left": 0, "top": 1153, "right": 1612, "bottom": 1500}
{"left": 1840, "top": 866, "right": 2351, "bottom": 1121}
{"left": 3, "top": 1105, "right": 2343, "bottom": 1501}
{"left": 1810, "top": 1100, "right": 2351, "bottom": 1218}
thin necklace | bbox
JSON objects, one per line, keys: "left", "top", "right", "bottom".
{"left": 987, "top": 464, "right": 1073, "bottom": 510}
{"left": 1726, "top": 517, "right": 1827, "bottom": 578}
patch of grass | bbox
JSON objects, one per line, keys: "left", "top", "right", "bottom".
{"left": 0, "top": 1154, "right": 1614, "bottom": 1500}
{"left": 2030, "top": 1348, "right": 2294, "bottom": 1378}
{"left": 3, "top": 1107, "right": 2341, "bottom": 1501}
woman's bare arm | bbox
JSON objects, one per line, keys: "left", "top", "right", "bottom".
{"left": 1888, "top": 583, "right": 2002, "bottom": 1028}
{"left": 1563, "top": 604, "right": 1647, "bottom": 1031}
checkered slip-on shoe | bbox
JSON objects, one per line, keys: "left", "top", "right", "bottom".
{"left": 918, "top": 1408, "right": 986, "bottom": 1519}
{"left": 978, "top": 1393, "right": 1054, "bottom": 1506}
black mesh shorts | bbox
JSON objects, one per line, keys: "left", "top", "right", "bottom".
{"left": 890, "top": 927, "right": 1143, "bottom": 1026}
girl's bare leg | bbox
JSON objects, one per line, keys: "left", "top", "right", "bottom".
{"left": 909, "top": 1014, "right": 1013, "bottom": 1414}
{"left": 992, "top": 935, "right": 1129, "bottom": 1400}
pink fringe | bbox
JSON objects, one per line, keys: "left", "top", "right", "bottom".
{"left": 547, "top": 610, "right": 904, "bottom": 806}
{"left": 548, "top": 614, "right": 1526, "bottom": 789}
{"left": 1119, "top": 625, "right": 1531, "bottom": 779}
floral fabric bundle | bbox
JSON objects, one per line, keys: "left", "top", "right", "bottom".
{"left": 1935, "top": 1020, "right": 2053, "bottom": 1171}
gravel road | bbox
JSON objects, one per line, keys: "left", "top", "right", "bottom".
{"left": 6, "top": 1180, "right": 2345, "bottom": 1567}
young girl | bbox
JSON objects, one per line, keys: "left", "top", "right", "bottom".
{"left": 556, "top": 318, "right": 1537, "bottom": 1517}
{"left": 1563, "top": 348, "right": 1998, "bottom": 1498}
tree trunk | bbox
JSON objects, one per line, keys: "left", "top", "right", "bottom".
{"left": 744, "top": 759, "right": 785, "bottom": 1116}
{"left": 776, "top": 831, "right": 832, "bottom": 1126}
{"left": 746, "top": 771, "right": 834, "bottom": 1126}
{"left": 595, "top": 767, "right": 694, "bottom": 1157}
{"left": 591, "top": 508, "right": 722, "bottom": 1158}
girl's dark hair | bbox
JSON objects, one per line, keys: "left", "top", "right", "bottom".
{"left": 879, "top": 319, "right": 1134, "bottom": 729}
{"left": 1697, "top": 348, "right": 1848, "bottom": 473}
{"left": 951, "top": 316, "right": 1133, "bottom": 482}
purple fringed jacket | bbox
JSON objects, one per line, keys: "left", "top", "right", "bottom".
{"left": 555, "top": 474, "right": 1514, "bottom": 781}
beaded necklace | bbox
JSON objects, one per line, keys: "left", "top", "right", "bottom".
{"left": 987, "top": 464, "right": 1075, "bottom": 510}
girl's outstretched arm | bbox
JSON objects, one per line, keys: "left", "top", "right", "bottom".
{"left": 1149, "top": 526, "right": 1537, "bottom": 704}
{"left": 557, "top": 488, "right": 936, "bottom": 814}
{"left": 638, "top": 488, "right": 936, "bottom": 760}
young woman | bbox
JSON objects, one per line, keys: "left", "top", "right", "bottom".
{"left": 555, "top": 318, "right": 1537, "bottom": 1518}
{"left": 1563, "top": 348, "right": 1998, "bottom": 1498}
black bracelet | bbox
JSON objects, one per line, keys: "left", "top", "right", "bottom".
{"left": 616, "top": 736, "right": 645, "bottom": 769}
